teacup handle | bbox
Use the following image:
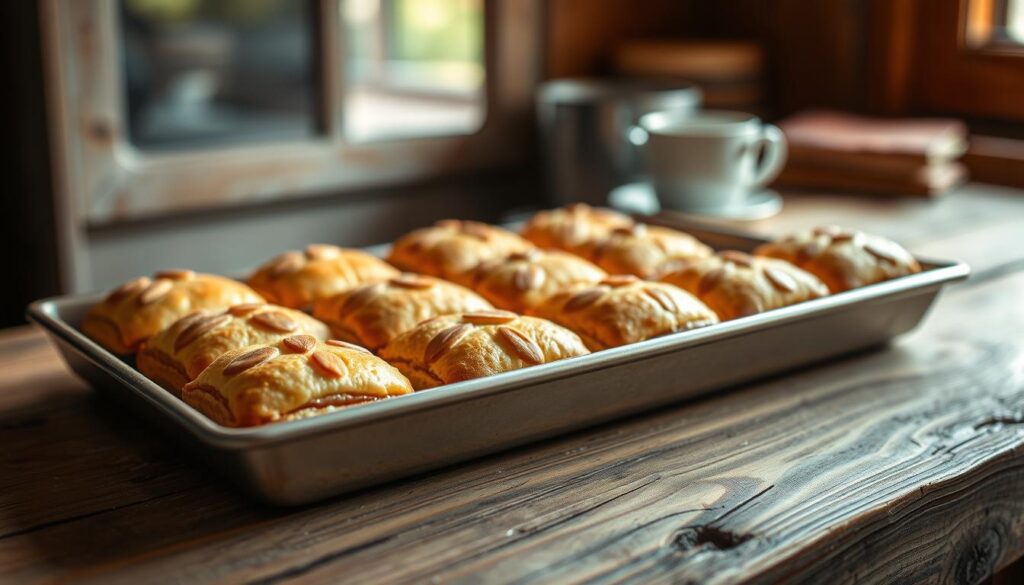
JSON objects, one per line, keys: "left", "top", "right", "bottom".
{"left": 749, "top": 124, "right": 788, "bottom": 188}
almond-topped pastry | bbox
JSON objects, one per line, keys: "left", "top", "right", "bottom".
{"left": 137, "top": 303, "right": 331, "bottom": 393}
{"left": 248, "top": 244, "right": 400, "bottom": 309}
{"left": 468, "top": 249, "right": 607, "bottom": 313}
{"left": 520, "top": 204, "right": 635, "bottom": 255}
{"left": 312, "top": 273, "right": 493, "bottom": 351}
{"left": 387, "top": 220, "right": 535, "bottom": 282}
{"left": 580, "top": 223, "right": 713, "bottom": 279}
{"left": 530, "top": 275, "right": 719, "bottom": 350}
{"left": 754, "top": 226, "right": 922, "bottom": 293}
{"left": 658, "top": 251, "right": 829, "bottom": 321}
{"left": 83, "top": 271, "right": 265, "bottom": 355}
{"left": 378, "top": 310, "right": 590, "bottom": 389}
{"left": 182, "top": 337, "right": 413, "bottom": 427}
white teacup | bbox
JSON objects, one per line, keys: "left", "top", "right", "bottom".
{"left": 629, "top": 110, "right": 787, "bottom": 211}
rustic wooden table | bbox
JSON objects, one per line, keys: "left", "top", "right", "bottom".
{"left": 4, "top": 185, "right": 1024, "bottom": 584}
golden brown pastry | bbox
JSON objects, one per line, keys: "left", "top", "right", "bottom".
{"left": 378, "top": 310, "right": 590, "bottom": 389}
{"left": 387, "top": 220, "right": 535, "bottom": 282}
{"left": 467, "top": 249, "right": 607, "bottom": 313}
{"left": 312, "top": 273, "right": 493, "bottom": 351}
{"left": 182, "top": 336, "right": 413, "bottom": 427}
{"left": 248, "top": 244, "right": 400, "bottom": 309}
{"left": 657, "top": 251, "right": 829, "bottom": 321}
{"left": 754, "top": 226, "right": 922, "bottom": 293}
{"left": 83, "top": 270, "right": 265, "bottom": 355}
{"left": 530, "top": 275, "right": 719, "bottom": 350}
{"left": 520, "top": 204, "right": 634, "bottom": 255}
{"left": 580, "top": 224, "right": 713, "bottom": 278}
{"left": 138, "top": 303, "right": 331, "bottom": 393}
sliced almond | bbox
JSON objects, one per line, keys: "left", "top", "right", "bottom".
{"left": 424, "top": 323, "right": 472, "bottom": 364}
{"left": 326, "top": 339, "right": 372, "bottom": 354}
{"left": 864, "top": 240, "right": 901, "bottom": 263}
{"left": 154, "top": 269, "right": 194, "bottom": 281}
{"left": 513, "top": 265, "right": 546, "bottom": 291}
{"left": 223, "top": 346, "right": 278, "bottom": 376}
{"left": 269, "top": 252, "right": 306, "bottom": 278}
{"left": 764, "top": 267, "right": 798, "bottom": 293}
{"left": 435, "top": 219, "right": 461, "bottom": 230}
{"left": 462, "top": 310, "right": 518, "bottom": 325}
{"left": 305, "top": 244, "right": 340, "bottom": 260}
{"left": 460, "top": 221, "right": 493, "bottom": 241}
{"left": 830, "top": 230, "right": 859, "bottom": 244}
{"left": 508, "top": 249, "right": 541, "bottom": 262}
{"left": 564, "top": 288, "right": 605, "bottom": 312}
{"left": 390, "top": 274, "right": 434, "bottom": 290}
{"left": 601, "top": 274, "right": 638, "bottom": 287}
{"left": 228, "top": 303, "right": 264, "bottom": 316}
{"left": 797, "top": 240, "right": 826, "bottom": 262}
{"left": 340, "top": 284, "right": 382, "bottom": 315}
{"left": 174, "top": 314, "right": 231, "bottom": 352}
{"left": 251, "top": 311, "right": 299, "bottom": 333}
{"left": 282, "top": 334, "right": 317, "bottom": 353}
{"left": 106, "top": 277, "right": 150, "bottom": 304}
{"left": 719, "top": 251, "right": 754, "bottom": 268}
{"left": 644, "top": 287, "right": 679, "bottom": 313}
{"left": 496, "top": 326, "right": 544, "bottom": 364}
{"left": 137, "top": 279, "right": 173, "bottom": 306}
{"left": 697, "top": 267, "right": 727, "bottom": 295}
{"left": 311, "top": 349, "right": 347, "bottom": 378}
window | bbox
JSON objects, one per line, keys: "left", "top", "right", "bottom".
{"left": 343, "top": 0, "right": 486, "bottom": 141}
{"left": 42, "top": 0, "right": 537, "bottom": 223}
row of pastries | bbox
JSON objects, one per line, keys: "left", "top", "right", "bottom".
{"left": 82, "top": 204, "right": 921, "bottom": 427}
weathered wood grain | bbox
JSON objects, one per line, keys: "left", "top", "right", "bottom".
{"left": 3, "top": 189, "right": 1024, "bottom": 583}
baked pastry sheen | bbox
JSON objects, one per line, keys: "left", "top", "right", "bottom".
{"left": 83, "top": 270, "right": 265, "bottom": 355}
{"left": 520, "top": 204, "right": 635, "bottom": 255}
{"left": 658, "top": 251, "right": 829, "bottom": 321}
{"left": 378, "top": 310, "right": 590, "bottom": 389}
{"left": 248, "top": 244, "right": 400, "bottom": 309}
{"left": 468, "top": 249, "right": 607, "bottom": 313}
{"left": 530, "top": 275, "right": 719, "bottom": 350}
{"left": 183, "top": 336, "right": 413, "bottom": 427}
{"left": 138, "top": 303, "right": 330, "bottom": 392}
{"left": 387, "top": 220, "right": 535, "bottom": 282}
{"left": 754, "top": 226, "right": 922, "bottom": 293}
{"left": 580, "top": 223, "right": 713, "bottom": 279}
{"left": 312, "top": 273, "right": 493, "bottom": 351}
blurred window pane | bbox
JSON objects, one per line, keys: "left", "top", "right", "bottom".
{"left": 342, "top": 0, "right": 486, "bottom": 142}
{"left": 966, "top": 0, "right": 1024, "bottom": 47}
{"left": 120, "top": 0, "right": 322, "bottom": 150}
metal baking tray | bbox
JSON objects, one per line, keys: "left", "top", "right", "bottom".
{"left": 27, "top": 220, "right": 970, "bottom": 505}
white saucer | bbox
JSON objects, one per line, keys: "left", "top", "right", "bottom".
{"left": 608, "top": 182, "right": 783, "bottom": 221}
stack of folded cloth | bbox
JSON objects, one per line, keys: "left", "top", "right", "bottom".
{"left": 774, "top": 111, "right": 968, "bottom": 197}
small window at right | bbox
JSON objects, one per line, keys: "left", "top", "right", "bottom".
{"left": 341, "top": 0, "right": 487, "bottom": 143}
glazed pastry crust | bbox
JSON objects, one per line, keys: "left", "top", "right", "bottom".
{"left": 182, "top": 337, "right": 412, "bottom": 427}
{"left": 83, "top": 271, "right": 265, "bottom": 355}
{"left": 467, "top": 249, "right": 607, "bottom": 313}
{"left": 248, "top": 244, "right": 399, "bottom": 309}
{"left": 754, "top": 226, "right": 922, "bottom": 293}
{"left": 658, "top": 251, "right": 829, "bottom": 321}
{"left": 138, "top": 303, "right": 330, "bottom": 393}
{"left": 520, "top": 204, "right": 634, "bottom": 255}
{"left": 387, "top": 220, "right": 535, "bottom": 282}
{"left": 312, "top": 274, "right": 493, "bottom": 351}
{"left": 378, "top": 311, "right": 590, "bottom": 389}
{"left": 580, "top": 224, "right": 713, "bottom": 279}
{"left": 529, "top": 276, "right": 719, "bottom": 350}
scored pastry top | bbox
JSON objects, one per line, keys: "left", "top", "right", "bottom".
{"left": 529, "top": 275, "right": 719, "bottom": 350}
{"left": 378, "top": 310, "right": 590, "bottom": 390}
{"left": 182, "top": 336, "right": 412, "bottom": 427}
{"left": 754, "top": 226, "right": 921, "bottom": 293}
{"left": 312, "top": 273, "right": 493, "bottom": 351}
{"left": 248, "top": 244, "right": 400, "bottom": 309}
{"left": 83, "top": 270, "right": 265, "bottom": 355}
